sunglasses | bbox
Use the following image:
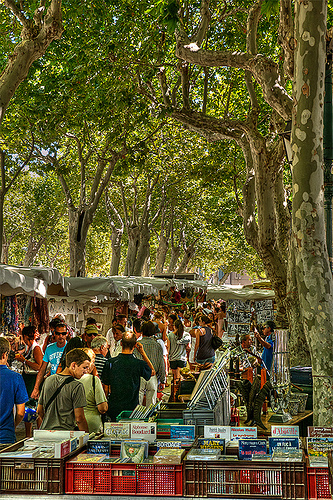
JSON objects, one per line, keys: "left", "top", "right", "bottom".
{"left": 86, "top": 332, "right": 98, "bottom": 337}
{"left": 55, "top": 332, "right": 67, "bottom": 336}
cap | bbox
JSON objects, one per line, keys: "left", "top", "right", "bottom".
{"left": 85, "top": 324, "right": 99, "bottom": 335}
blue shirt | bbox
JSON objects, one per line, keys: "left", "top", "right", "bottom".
{"left": 0, "top": 365, "right": 29, "bottom": 443}
{"left": 262, "top": 334, "right": 274, "bottom": 371}
{"left": 43, "top": 342, "right": 66, "bottom": 375}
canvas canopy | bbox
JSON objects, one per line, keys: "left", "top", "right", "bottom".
{"left": 4, "top": 265, "right": 69, "bottom": 295}
{"left": 62, "top": 275, "right": 208, "bottom": 303}
{"left": 206, "top": 284, "right": 275, "bottom": 301}
{"left": 0, "top": 265, "right": 47, "bottom": 297}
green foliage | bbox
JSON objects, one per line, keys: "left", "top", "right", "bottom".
{"left": 261, "top": 0, "right": 280, "bottom": 20}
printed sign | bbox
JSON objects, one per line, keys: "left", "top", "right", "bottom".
{"left": 238, "top": 439, "right": 267, "bottom": 460}
{"left": 87, "top": 305, "right": 108, "bottom": 315}
{"left": 268, "top": 437, "right": 299, "bottom": 454}
{"left": 308, "top": 427, "right": 333, "bottom": 438}
{"left": 198, "top": 438, "right": 225, "bottom": 453}
{"left": 170, "top": 425, "right": 195, "bottom": 441}
{"left": 204, "top": 426, "right": 231, "bottom": 442}
{"left": 271, "top": 425, "right": 299, "bottom": 437}
{"left": 131, "top": 422, "right": 157, "bottom": 443}
{"left": 230, "top": 427, "right": 257, "bottom": 441}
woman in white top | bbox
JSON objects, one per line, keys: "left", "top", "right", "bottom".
{"left": 80, "top": 348, "right": 108, "bottom": 433}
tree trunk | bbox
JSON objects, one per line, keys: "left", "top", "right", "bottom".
{"left": 0, "top": 1, "right": 63, "bottom": 126}
{"left": 291, "top": 0, "right": 332, "bottom": 425}
{"left": 177, "top": 241, "right": 197, "bottom": 272}
{"left": 155, "top": 208, "right": 171, "bottom": 274}
{"left": 110, "top": 227, "right": 123, "bottom": 275}
{"left": 68, "top": 208, "right": 91, "bottom": 277}
{"left": 168, "top": 245, "right": 181, "bottom": 272}
{"left": 0, "top": 194, "right": 4, "bottom": 263}
{"left": 133, "top": 226, "right": 150, "bottom": 276}
{"left": 142, "top": 246, "right": 151, "bottom": 277}
{"left": 124, "top": 226, "right": 140, "bottom": 276}
{"left": 155, "top": 232, "right": 169, "bottom": 274}
{"left": 23, "top": 236, "right": 45, "bottom": 266}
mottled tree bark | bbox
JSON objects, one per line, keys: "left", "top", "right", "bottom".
{"left": 290, "top": 0, "right": 332, "bottom": 425}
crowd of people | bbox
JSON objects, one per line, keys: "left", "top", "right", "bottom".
{"left": 0, "top": 299, "right": 232, "bottom": 447}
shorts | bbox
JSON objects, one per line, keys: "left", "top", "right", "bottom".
{"left": 170, "top": 359, "right": 187, "bottom": 370}
{"left": 196, "top": 356, "right": 215, "bottom": 364}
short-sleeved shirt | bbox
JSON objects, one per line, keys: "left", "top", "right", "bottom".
{"left": 43, "top": 342, "right": 67, "bottom": 375}
{"left": 94, "top": 353, "right": 107, "bottom": 378}
{"left": 102, "top": 353, "right": 151, "bottom": 421}
{"left": 80, "top": 374, "right": 107, "bottom": 433}
{"left": 0, "top": 365, "right": 29, "bottom": 443}
{"left": 262, "top": 334, "right": 274, "bottom": 371}
{"left": 39, "top": 374, "right": 86, "bottom": 430}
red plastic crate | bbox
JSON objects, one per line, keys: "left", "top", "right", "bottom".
{"left": 137, "top": 464, "right": 182, "bottom": 496}
{"left": 65, "top": 461, "right": 182, "bottom": 496}
{"left": 307, "top": 467, "right": 331, "bottom": 500}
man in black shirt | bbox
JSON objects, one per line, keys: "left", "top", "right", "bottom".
{"left": 102, "top": 331, "right": 154, "bottom": 421}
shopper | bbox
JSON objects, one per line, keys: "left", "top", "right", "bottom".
{"left": 31, "top": 322, "right": 68, "bottom": 399}
{"left": 14, "top": 326, "right": 43, "bottom": 437}
{"left": 102, "top": 331, "right": 153, "bottom": 421}
{"left": 0, "top": 337, "right": 29, "bottom": 446}
{"left": 254, "top": 321, "right": 275, "bottom": 372}
{"left": 79, "top": 350, "right": 108, "bottom": 433}
{"left": 194, "top": 315, "right": 216, "bottom": 365}
{"left": 37, "top": 348, "right": 90, "bottom": 431}
{"left": 167, "top": 319, "right": 191, "bottom": 383}
{"left": 91, "top": 335, "right": 109, "bottom": 378}
{"left": 58, "top": 336, "right": 84, "bottom": 372}
{"left": 135, "top": 321, "right": 166, "bottom": 406}
{"left": 82, "top": 324, "right": 99, "bottom": 348}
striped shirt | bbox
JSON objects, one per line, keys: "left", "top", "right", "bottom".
{"left": 94, "top": 353, "right": 107, "bottom": 379}
{"left": 134, "top": 336, "right": 166, "bottom": 383}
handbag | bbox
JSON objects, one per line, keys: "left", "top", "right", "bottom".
{"left": 211, "top": 334, "right": 223, "bottom": 350}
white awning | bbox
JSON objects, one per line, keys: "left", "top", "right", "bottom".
{"left": 0, "top": 265, "right": 47, "bottom": 297}
{"left": 206, "top": 284, "right": 275, "bottom": 301}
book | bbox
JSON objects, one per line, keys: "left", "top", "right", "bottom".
{"left": 204, "top": 425, "right": 231, "bottom": 442}
{"left": 170, "top": 425, "right": 195, "bottom": 441}
{"left": 197, "top": 438, "right": 225, "bottom": 453}
{"left": 307, "top": 437, "right": 333, "bottom": 467}
{"left": 120, "top": 440, "right": 148, "bottom": 463}
{"left": 186, "top": 448, "right": 221, "bottom": 461}
{"left": 68, "top": 453, "right": 107, "bottom": 463}
{"left": 230, "top": 427, "right": 257, "bottom": 441}
{"left": 268, "top": 437, "right": 299, "bottom": 455}
{"left": 87, "top": 439, "right": 111, "bottom": 455}
{"left": 32, "top": 430, "right": 89, "bottom": 447}
{"left": 0, "top": 449, "right": 40, "bottom": 458}
{"left": 272, "top": 450, "right": 303, "bottom": 462}
{"left": 238, "top": 439, "right": 267, "bottom": 460}
{"left": 153, "top": 448, "right": 185, "bottom": 464}
{"left": 308, "top": 427, "right": 333, "bottom": 438}
{"left": 252, "top": 453, "right": 272, "bottom": 461}
{"left": 104, "top": 422, "right": 131, "bottom": 440}
{"left": 131, "top": 422, "right": 156, "bottom": 443}
{"left": 271, "top": 425, "right": 299, "bottom": 437}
